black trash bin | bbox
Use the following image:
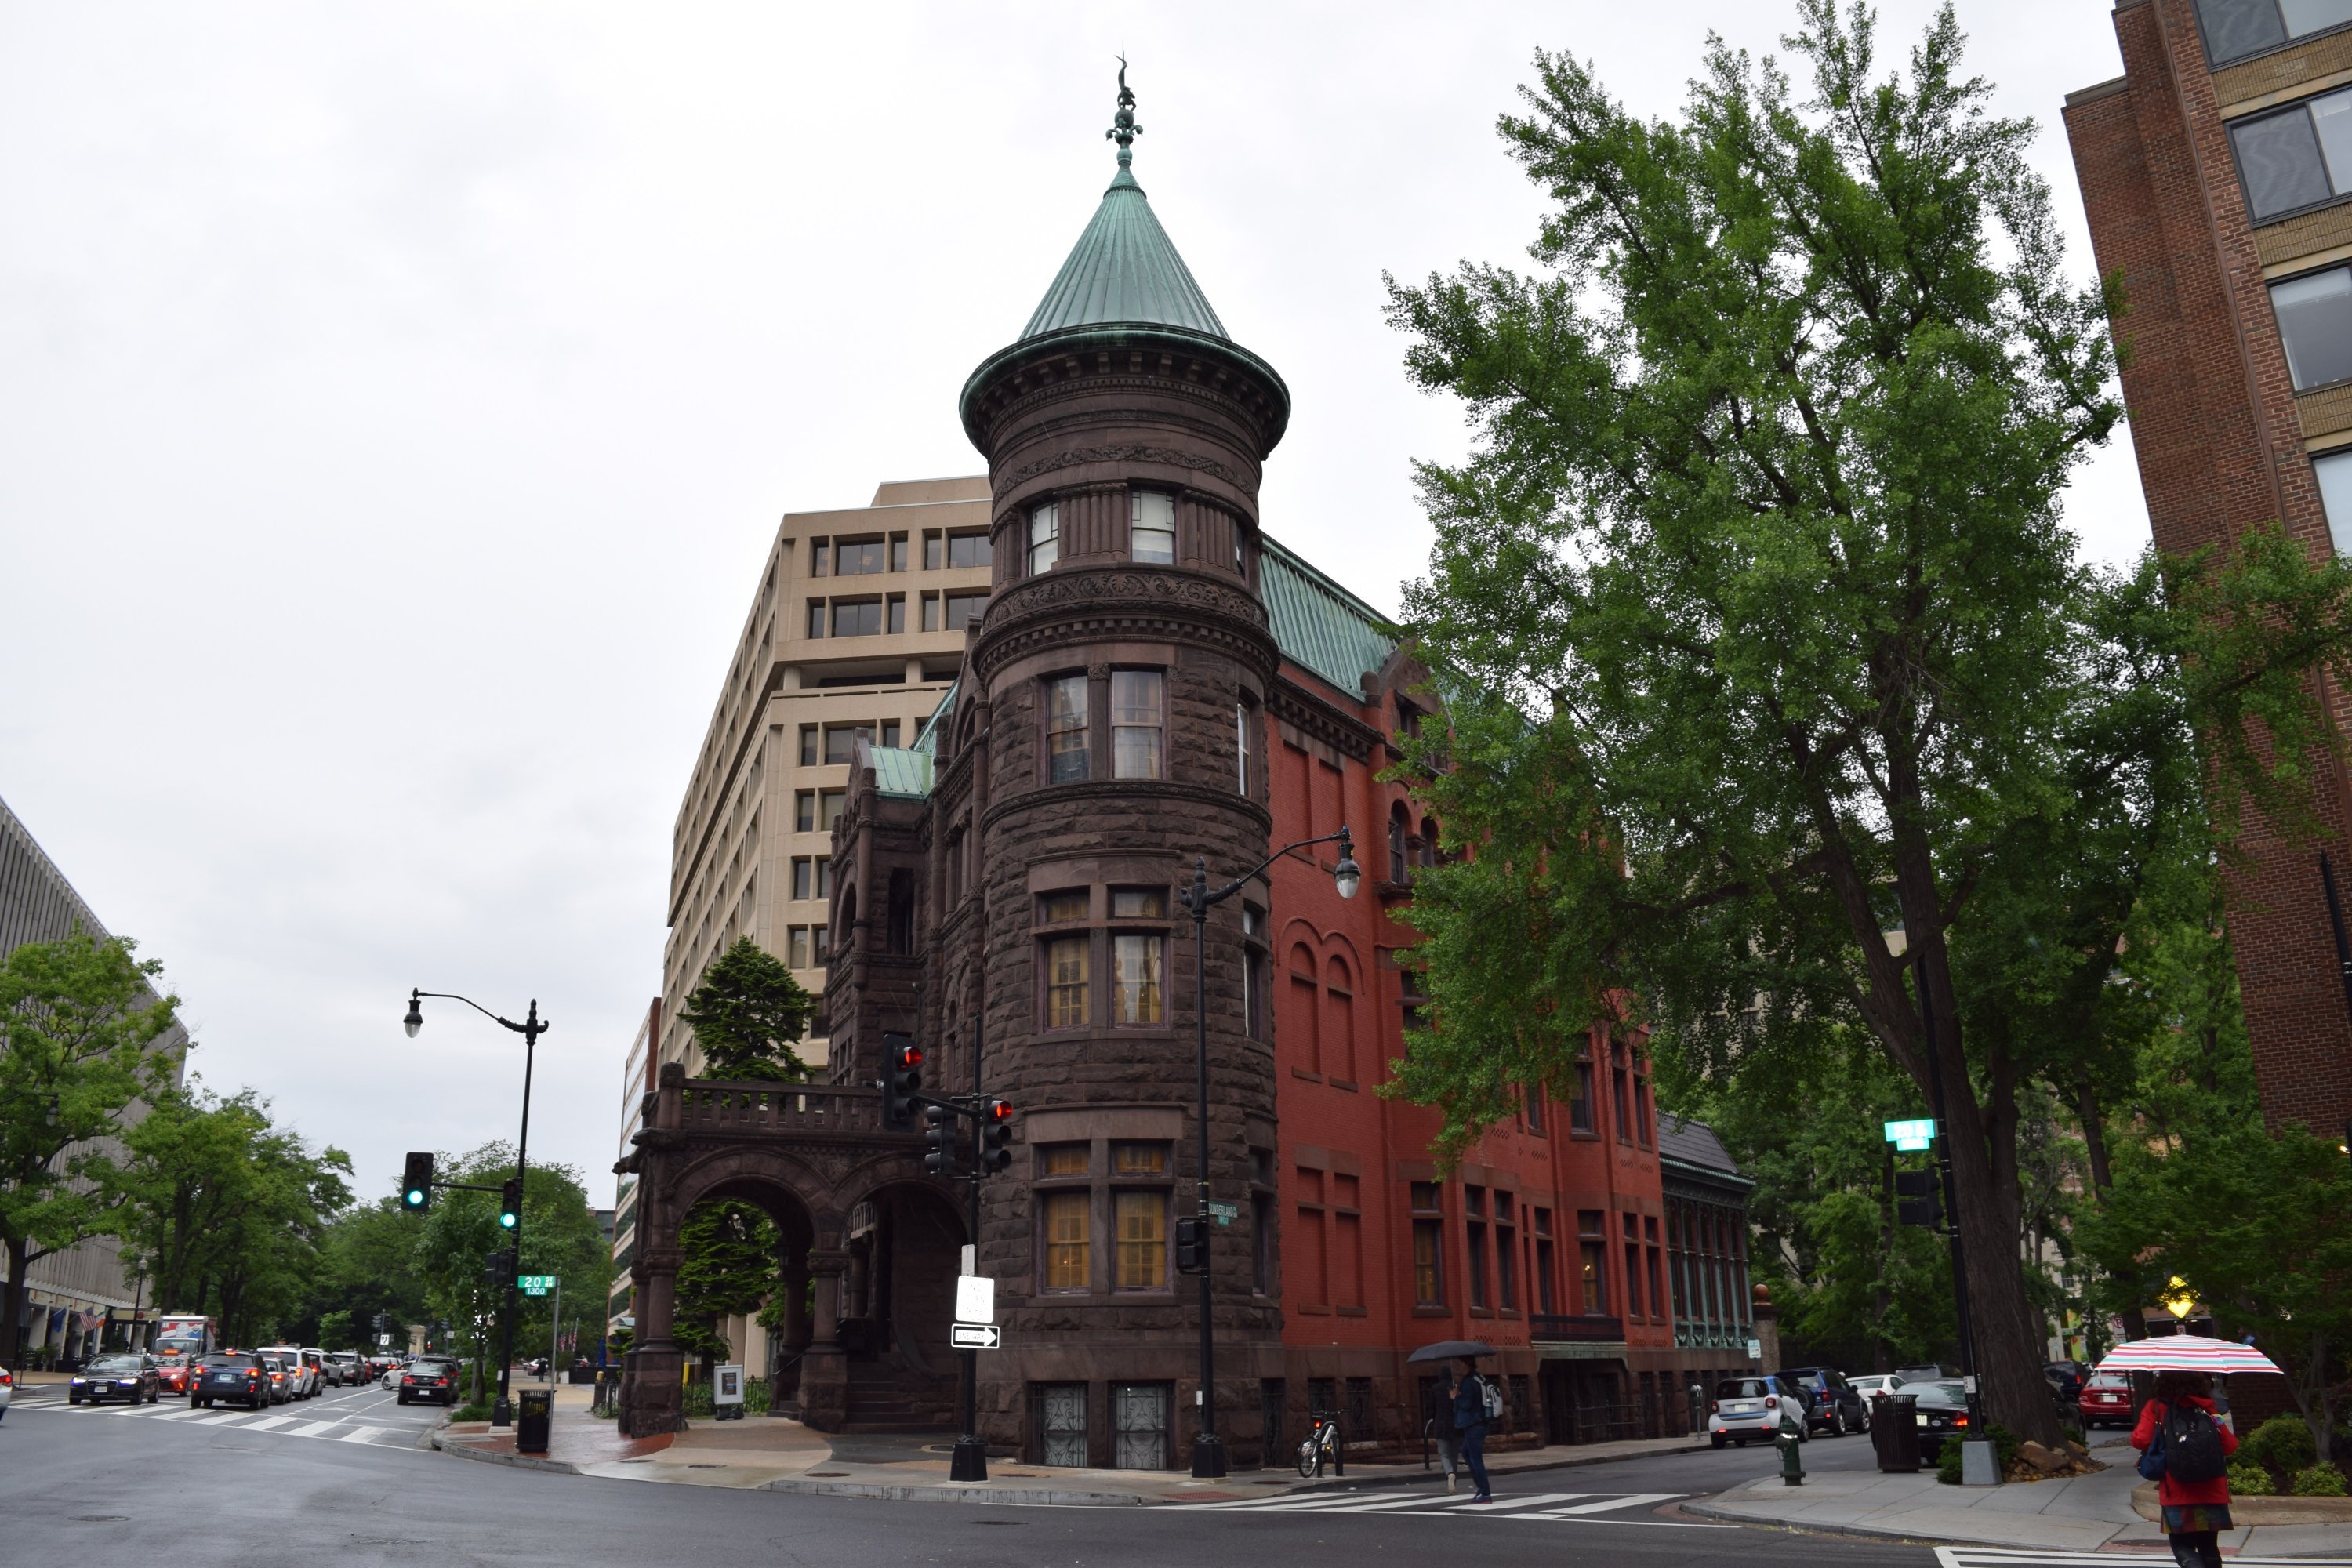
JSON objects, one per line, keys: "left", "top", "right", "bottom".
{"left": 1872, "top": 1394, "right": 1921, "bottom": 1472}
{"left": 517, "top": 1388, "right": 553, "bottom": 1454}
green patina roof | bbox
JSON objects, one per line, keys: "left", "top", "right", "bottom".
{"left": 1019, "top": 164, "right": 1229, "bottom": 343}
{"left": 1260, "top": 533, "right": 1400, "bottom": 698}
{"left": 913, "top": 682, "right": 955, "bottom": 758}
{"left": 866, "top": 746, "right": 935, "bottom": 800}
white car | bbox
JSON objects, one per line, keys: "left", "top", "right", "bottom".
{"left": 0, "top": 1362, "right": 12, "bottom": 1421}
{"left": 1708, "top": 1374, "right": 1808, "bottom": 1448}
{"left": 381, "top": 1363, "right": 401, "bottom": 1391}
{"left": 257, "top": 1345, "right": 318, "bottom": 1399}
{"left": 1849, "top": 1373, "right": 1905, "bottom": 1422}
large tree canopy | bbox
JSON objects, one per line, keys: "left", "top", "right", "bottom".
{"left": 679, "top": 937, "right": 815, "bottom": 1082}
{"left": 1381, "top": 0, "right": 2352, "bottom": 1443}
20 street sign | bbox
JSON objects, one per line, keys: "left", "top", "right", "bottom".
{"left": 518, "top": 1275, "right": 556, "bottom": 1296}
{"left": 1882, "top": 1119, "right": 1936, "bottom": 1152}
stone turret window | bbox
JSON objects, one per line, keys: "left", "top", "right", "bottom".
{"left": 1130, "top": 490, "right": 1176, "bottom": 564}
{"left": 1111, "top": 671, "right": 1163, "bottom": 779}
{"left": 1029, "top": 503, "right": 1060, "bottom": 575}
{"left": 1045, "top": 675, "right": 1089, "bottom": 782}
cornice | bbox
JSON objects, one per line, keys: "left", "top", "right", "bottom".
{"left": 990, "top": 441, "right": 1258, "bottom": 504}
{"left": 1270, "top": 674, "right": 1383, "bottom": 763}
{"left": 971, "top": 566, "right": 1278, "bottom": 687}
{"left": 980, "top": 777, "right": 1274, "bottom": 840}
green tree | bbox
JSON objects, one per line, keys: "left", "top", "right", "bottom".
{"left": 0, "top": 931, "right": 180, "bottom": 1367}
{"left": 413, "top": 1142, "right": 610, "bottom": 1399}
{"left": 672, "top": 1199, "right": 779, "bottom": 1377}
{"left": 1378, "top": 1, "right": 2352, "bottom": 1443}
{"left": 678, "top": 938, "right": 815, "bottom": 1081}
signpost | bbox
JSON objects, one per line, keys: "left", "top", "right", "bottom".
{"left": 949, "top": 1323, "right": 1002, "bottom": 1350}
{"left": 1205, "top": 1200, "right": 1239, "bottom": 1227}
{"left": 1881, "top": 1118, "right": 1936, "bottom": 1152}
{"left": 518, "top": 1275, "right": 555, "bottom": 1297}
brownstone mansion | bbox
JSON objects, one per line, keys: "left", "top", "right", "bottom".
{"left": 615, "top": 82, "right": 1759, "bottom": 1466}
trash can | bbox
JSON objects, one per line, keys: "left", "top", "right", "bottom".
{"left": 1873, "top": 1394, "right": 1920, "bottom": 1472}
{"left": 517, "top": 1388, "right": 553, "bottom": 1454}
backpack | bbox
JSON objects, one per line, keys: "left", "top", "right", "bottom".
{"left": 2162, "top": 1403, "right": 2227, "bottom": 1485}
{"left": 1479, "top": 1374, "right": 1505, "bottom": 1421}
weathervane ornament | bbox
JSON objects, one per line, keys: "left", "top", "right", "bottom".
{"left": 1107, "top": 56, "right": 1142, "bottom": 166}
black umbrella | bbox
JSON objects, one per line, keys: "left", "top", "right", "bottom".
{"left": 1406, "top": 1340, "right": 1495, "bottom": 1363}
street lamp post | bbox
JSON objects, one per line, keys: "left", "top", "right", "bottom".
{"left": 404, "top": 987, "right": 548, "bottom": 1428}
{"left": 1175, "top": 825, "right": 1359, "bottom": 1479}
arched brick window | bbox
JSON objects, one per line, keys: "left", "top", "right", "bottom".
{"left": 1288, "top": 944, "right": 1320, "bottom": 1076}
{"left": 1322, "top": 956, "right": 1355, "bottom": 1087}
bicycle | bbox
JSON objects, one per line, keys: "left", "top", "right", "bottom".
{"left": 1296, "top": 1414, "right": 1345, "bottom": 1478}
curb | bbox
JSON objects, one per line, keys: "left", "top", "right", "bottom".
{"left": 430, "top": 1432, "right": 589, "bottom": 1476}
{"left": 757, "top": 1478, "right": 1146, "bottom": 1506}
{"left": 1288, "top": 1439, "right": 1712, "bottom": 1494}
{"left": 1677, "top": 1495, "right": 1955, "bottom": 1547}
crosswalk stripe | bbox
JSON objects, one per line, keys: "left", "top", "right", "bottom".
{"left": 1458, "top": 1493, "right": 1595, "bottom": 1512}
{"left": 195, "top": 1413, "right": 250, "bottom": 1425}
{"left": 142, "top": 1406, "right": 209, "bottom": 1421}
{"left": 1314, "top": 1493, "right": 1492, "bottom": 1513}
{"left": 1524, "top": 1493, "right": 1679, "bottom": 1517}
{"left": 289, "top": 1421, "right": 339, "bottom": 1438}
{"left": 341, "top": 1426, "right": 386, "bottom": 1443}
{"left": 244, "top": 1414, "right": 295, "bottom": 1432}
{"left": 1182, "top": 1490, "right": 1426, "bottom": 1512}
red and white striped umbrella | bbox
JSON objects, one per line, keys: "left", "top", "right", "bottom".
{"left": 2095, "top": 1334, "right": 2281, "bottom": 1375}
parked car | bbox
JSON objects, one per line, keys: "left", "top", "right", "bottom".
{"left": 398, "top": 1356, "right": 463, "bottom": 1406}
{"left": 1908, "top": 1378, "right": 1974, "bottom": 1461}
{"left": 1849, "top": 1373, "right": 1906, "bottom": 1414}
{"left": 2043, "top": 1359, "right": 2089, "bottom": 1401}
{"left": 69, "top": 1354, "right": 160, "bottom": 1405}
{"left": 1896, "top": 1363, "right": 1950, "bottom": 1383}
{"left": 1777, "top": 1367, "right": 1866, "bottom": 1436}
{"left": 0, "top": 1363, "right": 12, "bottom": 1421}
{"left": 1708, "top": 1374, "right": 1808, "bottom": 1448}
{"left": 299, "top": 1348, "right": 328, "bottom": 1392}
{"left": 2077, "top": 1370, "right": 2135, "bottom": 1429}
{"left": 194, "top": 1352, "right": 271, "bottom": 1410}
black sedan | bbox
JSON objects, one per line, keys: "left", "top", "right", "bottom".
{"left": 69, "top": 1354, "right": 160, "bottom": 1405}
{"left": 1908, "top": 1378, "right": 1975, "bottom": 1460}
{"left": 397, "top": 1357, "right": 462, "bottom": 1406}
{"left": 193, "top": 1352, "right": 271, "bottom": 1410}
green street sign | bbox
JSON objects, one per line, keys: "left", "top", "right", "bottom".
{"left": 1882, "top": 1118, "right": 1936, "bottom": 1151}
{"left": 518, "top": 1275, "right": 555, "bottom": 1296}
{"left": 1206, "top": 1201, "right": 1239, "bottom": 1228}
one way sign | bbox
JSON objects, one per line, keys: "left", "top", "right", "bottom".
{"left": 950, "top": 1323, "right": 1002, "bottom": 1350}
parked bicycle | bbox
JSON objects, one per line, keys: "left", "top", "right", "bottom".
{"left": 1297, "top": 1414, "right": 1345, "bottom": 1478}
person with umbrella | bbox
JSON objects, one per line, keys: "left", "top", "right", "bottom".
{"left": 2102, "top": 1335, "right": 2273, "bottom": 1568}
{"left": 1409, "top": 1339, "right": 1496, "bottom": 1502}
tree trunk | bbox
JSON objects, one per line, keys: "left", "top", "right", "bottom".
{"left": 0, "top": 1234, "right": 25, "bottom": 1371}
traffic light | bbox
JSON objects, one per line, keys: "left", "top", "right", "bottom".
{"left": 1894, "top": 1169, "right": 1941, "bottom": 1229}
{"left": 923, "top": 1103, "right": 957, "bottom": 1176}
{"left": 978, "top": 1098, "right": 1014, "bottom": 1175}
{"left": 1174, "top": 1215, "right": 1208, "bottom": 1275}
{"left": 483, "top": 1247, "right": 517, "bottom": 1289}
{"left": 498, "top": 1178, "right": 521, "bottom": 1230}
{"left": 882, "top": 1033, "right": 923, "bottom": 1129}
{"left": 401, "top": 1152, "right": 434, "bottom": 1211}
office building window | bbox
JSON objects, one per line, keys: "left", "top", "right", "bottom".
{"left": 1534, "top": 1208, "right": 1556, "bottom": 1315}
{"left": 2315, "top": 448, "right": 2352, "bottom": 557}
{"left": 887, "top": 596, "right": 906, "bottom": 634}
{"left": 1623, "top": 1214, "right": 1643, "bottom": 1318}
{"left": 814, "top": 857, "right": 832, "bottom": 898}
{"left": 1131, "top": 489, "right": 1176, "bottom": 563}
{"left": 798, "top": 726, "right": 818, "bottom": 767}
{"left": 1253, "top": 1190, "right": 1275, "bottom": 1294}
{"left": 920, "top": 593, "right": 940, "bottom": 631}
{"left": 1579, "top": 1210, "right": 1606, "bottom": 1313}
{"left": 793, "top": 791, "right": 815, "bottom": 833}
{"left": 1571, "top": 1054, "right": 1595, "bottom": 1133}
{"left": 806, "top": 601, "right": 825, "bottom": 638}
{"left": 1045, "top": 674, "right": 1088, "bottom": 783}
{"left": 1114, "top": 1190, "right": 1167, "bottom": 1290}
{"left": 1242, "top": 906, "right": 1268, "bottom": 1040}
{"left": 819, "top": 791, "right": 844, "bottom": 829}
{"left": 832, "top": 599, "right": 883, "bottom": 637}
{"left": 787, "top": 927, "right": 810, "bottom": 968}
{"left": 945, "top": 591, "right": 988, "bottom": 631}
{"left": 834, "top": 538, "right": 884, "bottom": 575}
{"left": 791, "top": 858, "right": 812, "bottom": 900}
{"left": 811, "top": 924, "right": 829, "bottom": 961}
{"left": 923, "top": 532, "right": 942, "bottom": 570}
{"left": 1614, "top": 1048, "right": 1634, "bottom": 1142}
{"left": 811, "top": 539, "right": 830, "bottom": 576}
{"left": 2272, "top": 265, "right": 2352, "bottom": 389}
{"left": 1525, "top": 1084, "right": 1545, "bottom": 1134}
{"left": 889, "top": 534, "right": 908, "bottom": 572}
{"left": 1112, "top": 670, "right": 1163, "bottom": 779}
{"left": 2232, "top": 85, "right": 2352, "bottom": 222}
{"left": 881, "top": 720, "right": 900, "bottom": 748}
{"left": 2195, "top": 0, "right": 2352, "bottom": 69}
{"left": 1029, "top": 503, "right": 1059, "bottom": 575}
{"left": 1043, "top": 935, "right": 1089, "bottom": 1028}
{"left": 1413, "top": 1220, "right": 1444, "bottom": 1305}
{"left": 1111, "top": 934, "right": 1165, "bottom": 1024}
{"left": 1043, "top": 1189, "right": 1090, "bottom": 1290}
{"left": 948, "top": 532, "right": 992, "bottom": 568}
{"left": 824, "top": 724, "right": 871, "bottom": 765}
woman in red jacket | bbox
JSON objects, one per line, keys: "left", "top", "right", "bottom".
{"left": 2131, "top": 1370, "right": 2240, "bottom": 1568}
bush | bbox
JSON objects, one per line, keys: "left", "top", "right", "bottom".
{"left": 2227, "top": 1461, "right": 2276, "bottom": 1496}
{"left": 2291, "top": 1464, "right": 2349, "bottom": 1497}
{"left": 448, "top": 1402, "right": 493, "bottom": 1423}
{"left": 1937, "top": 1445, "right": 1963, "bottom": 1485}
{"left": 2242, "top": 1414, "right": 2318, "bottom": 1475}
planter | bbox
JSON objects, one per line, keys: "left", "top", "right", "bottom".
{"left": 2131, "top": 1481, "right": 2352, "bottom": 1526}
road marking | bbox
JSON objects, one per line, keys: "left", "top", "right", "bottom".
{"left": 1454, "top": 1493, "right": 1595, "bottom": 1512}
{"left": 244, "top": 1415, "right": 296, "bottom": 1432}
{"left": 142, "top": 1406, "right": 209, "bottom": 1421}
{"left": 1315, "top": 1492, "right": 1507, "bottom": 1513}
{"left": 289, "top": 1421, "right": 340, "bottom": 1438}
{"left": 1177, "top": 1490, "right": 1428, "bottom": 1512}
{"left": 340, "top": 1426, "right": 386, "bottom": 1443}
{"left": 1934, "top": 1554, "right": 2352, "bottom": 1568}
{"left": 1525, "top": 1493, "right": 1680, "bottom": 1516}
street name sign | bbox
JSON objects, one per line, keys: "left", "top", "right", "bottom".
{"left": 950, "top": 1323, "right": 1002, "bottom": 1350}
{"left": 518, "top": 1274, "right": 555, "bottom": 1296}
{"left": 1882, "top": 1118, "right": 1936, "bottom": 1151}
{"left": 1205, "top": 1200, "right": 1239, "bottom": 1227}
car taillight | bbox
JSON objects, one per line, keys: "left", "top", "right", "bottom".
{"left": 1708, "top": 1400, "right": 1719, "bottom": 1414}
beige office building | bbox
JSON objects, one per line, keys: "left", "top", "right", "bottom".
{"left": 661, "top": 476, "right": 993, "bottom": 1077}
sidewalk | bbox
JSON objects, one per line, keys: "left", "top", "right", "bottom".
{"left": 1685, "top": 1443, "right": 2352, "bottom": 1558}
{"left": 431, "top": 1396, "right": 1708, "bottom": 1507}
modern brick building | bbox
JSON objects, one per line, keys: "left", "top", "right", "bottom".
{"left": 2065, "top": 0, "right": 2352, "bottom": 1140}
{"left": 618, "top": 82, "right": 1757, "bottom": 1461}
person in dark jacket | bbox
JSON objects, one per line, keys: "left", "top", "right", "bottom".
{"left": 1452, "top": 1358, "right": 1493, "bottom": 1503}
{"left": 1432, "top": 1370, "right": 1462, "bottom": 1493}
{"left": 2131, "top": 1370, "right": 2240, "bottom": 1568}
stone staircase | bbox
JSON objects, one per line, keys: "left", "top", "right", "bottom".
{"left": 840, "top": 1363, "right": 956, "bottom": 1434}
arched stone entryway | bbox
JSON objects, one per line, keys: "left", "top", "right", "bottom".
{"left": 614, "top": 1064, "right": 944, "bottom": 1437}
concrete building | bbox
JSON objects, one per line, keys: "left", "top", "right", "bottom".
{"left": 2064, "top": 0, "right": 2352, "bottom": 1140}
{"left": 0, "top": 792, "right": 188, "bottom": 1365}
{"left": 615, "top": 78, "right": 1756, "bottom": 1458}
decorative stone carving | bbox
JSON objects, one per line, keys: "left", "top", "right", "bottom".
{"left": 993, "top": 441, "right": 1256, "bottom": 501}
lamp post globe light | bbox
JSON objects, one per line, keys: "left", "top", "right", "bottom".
{"left": 401, "top": 987, "right": 548, "bottom": 1428}
{"left": 1176, "top": 824, "right": 1359, "bottom": 1479}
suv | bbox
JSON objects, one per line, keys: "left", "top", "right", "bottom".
{"left": 194, "top": 1352, "right": 271, "bottom": 1410}
{"left": 1777, "top": 1367, "right": 1865, "bottom": 1436}
{"left": 257, "top": 1345, "right": 315, "bottom": 1400}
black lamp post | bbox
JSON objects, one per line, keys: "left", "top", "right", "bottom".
{"left": 404, "top": 986, "right": 548, "bottom": 1428}
{"left": 1175, "top": 825, "right": 1359, "bottom": 1479}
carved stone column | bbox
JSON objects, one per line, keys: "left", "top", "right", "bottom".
{"left": 797, "top": 1246, "right": 852, "bottom": 1432}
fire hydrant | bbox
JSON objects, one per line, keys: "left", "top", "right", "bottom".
{"left": 1776, "top": 1409, "right": 1806, "bottom": 1486}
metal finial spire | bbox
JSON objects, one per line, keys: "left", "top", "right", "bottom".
{"left": 1106, "top": 55, "right": 1142, "bottom": 168}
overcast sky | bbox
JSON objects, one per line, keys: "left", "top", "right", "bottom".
{"left": 0, "top": 2, "right": 2139, "bottom": 1209}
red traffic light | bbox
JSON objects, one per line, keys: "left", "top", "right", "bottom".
{"left": 985, "top": 1098, "right": 1013, "bottom": 1120}
{"left": 894, "top": 1042, "right": 924, "bottom": 1070}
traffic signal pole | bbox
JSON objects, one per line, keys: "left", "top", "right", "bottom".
{"left": 496, "top": 1009, "right": 539, "bottom": 1428}
{"left": 952, "top": 1010, "right": 987, "bottom": 1483}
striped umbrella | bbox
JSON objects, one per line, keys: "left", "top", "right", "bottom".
{"left": 2095, "top": 1334, "right": 2281, "bottom": 1375}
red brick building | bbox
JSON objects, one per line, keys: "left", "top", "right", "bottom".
{"left": 2064, "top": 0, "right": 2352, "bottom": 1140}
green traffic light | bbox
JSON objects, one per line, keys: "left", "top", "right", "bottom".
{"left": 499, "top": 1212, "right": 517, "bottom": 1228}
{"left": 404, "top": 1189, "right": 423, "bottom": 1207}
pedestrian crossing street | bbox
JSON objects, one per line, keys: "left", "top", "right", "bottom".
{"left": 10, "top": 1388, "right": 428, "bottom": 1452}
{"left": 1158, "top": 1487, "right": 1730, "bottom": 1525}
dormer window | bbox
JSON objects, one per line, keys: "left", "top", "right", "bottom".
{"left": 1029, "top": 503, "right": 1060, "bottom": 575}
{"left": 1131, "top": 491, "right": 1176, "bottom": 564}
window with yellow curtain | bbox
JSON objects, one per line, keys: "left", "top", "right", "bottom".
{"left": 1111, "top": 934, "right": 1163, "bottom": 1024}
{"left": 1111, "top": 670, "right": 1163, "bottom": 779}
{"left": 1043, "top": 935, "right": 1089, "bottom": 1028}
{"left": 1115, "top": 1190, "right": 1167, "bottom": 1290}
{"left": 1043, "top": 1190, "right": 1090, "bottom": 1290}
